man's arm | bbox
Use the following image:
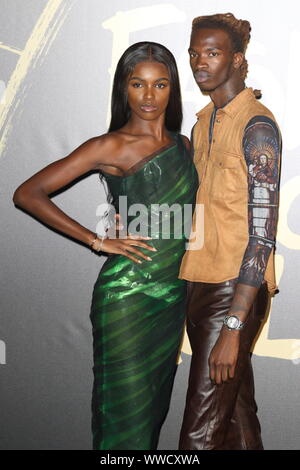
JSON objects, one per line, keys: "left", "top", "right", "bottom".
{"left": 229, "top": 115, "right": 281, "bottom": 321}
{"left": 209, "top": 115, "right": 281, "bottom": 384}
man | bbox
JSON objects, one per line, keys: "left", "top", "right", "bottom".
{"left": 178, "top": 13, "right": 281, "bottom": 450}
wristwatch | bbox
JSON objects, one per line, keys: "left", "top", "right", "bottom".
{"left": 223, "top": 315, "right": 245, "bottom": 331}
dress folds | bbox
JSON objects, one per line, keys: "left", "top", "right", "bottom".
{"left": 90, "top": 132, "right": 198, "bottom": 450}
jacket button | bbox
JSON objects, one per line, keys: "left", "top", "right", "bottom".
{"left": 216, "top": 119, "right": 220, "bottom": 123}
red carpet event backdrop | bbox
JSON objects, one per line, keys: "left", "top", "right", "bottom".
{"left": 1, "top": 0, "right": 299, "bottom": 449}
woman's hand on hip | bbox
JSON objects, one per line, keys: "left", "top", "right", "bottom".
{"left": 94, "top": 234, "right": 157, "bottom": 264}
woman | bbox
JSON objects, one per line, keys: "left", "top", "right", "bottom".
{"left": 13, "top": 41, "right": 198, "bottom": 450}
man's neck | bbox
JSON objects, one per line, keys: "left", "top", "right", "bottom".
{"left": 209, "top": 81, "right": 246, "bottom": 109}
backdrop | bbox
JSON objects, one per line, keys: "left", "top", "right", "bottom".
{"left": 1, "top": 0, "right": 299, "bottom": 450}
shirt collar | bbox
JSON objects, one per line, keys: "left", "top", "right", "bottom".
{"left": 196, "top": 87, "right": 256, "bottom": 119}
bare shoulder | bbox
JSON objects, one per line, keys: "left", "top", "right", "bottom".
{"left": 76, "top": 131, "right": 129, "bottom": 169}
{"left": 12, "top": 132, "right": 130, "bottom": 198}
{"left": 88, "top": 132, "right": 122, "bottom": 158}
{"left": 180, "top": 134, "right": 191, "bottom": 152}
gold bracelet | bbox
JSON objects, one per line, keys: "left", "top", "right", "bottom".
{"left": 90, "top": 234, "right": 107, "bottom": 252}
{"left": 98, "top": 235, "right": 106, "bottom": 252}
{"left": 89, "top": 233, "right": 98, "bottom": 250}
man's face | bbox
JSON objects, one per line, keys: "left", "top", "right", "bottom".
{"left": 188, "top": 28, "right": 238, "bottom": 93}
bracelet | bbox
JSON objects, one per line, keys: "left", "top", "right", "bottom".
{"left": 89, "top": 233, "right": 98, "bottom": 249}
{"left": 98, "top": 235, "right": 106, "bottom": 252}
{"left": 90, "top": 234, "right": 107, "bottom": 252}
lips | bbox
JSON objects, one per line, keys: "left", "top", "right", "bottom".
{"left": 194, "top": 71, "right": 211, "bottom": 83}
{"left": 140, "top": 104, "right": 158, "bottom": 112}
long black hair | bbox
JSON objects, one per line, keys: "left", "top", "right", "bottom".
{"left": 108, "top": 41, "right": 182, "bottom": 133}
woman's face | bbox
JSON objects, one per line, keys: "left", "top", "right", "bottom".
{"left": 127, "top": 61, "right": 171, "bottom": 122}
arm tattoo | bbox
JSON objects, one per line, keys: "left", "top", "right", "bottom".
{"left": 238, "top": 115, "right": 281, "bottom": 288}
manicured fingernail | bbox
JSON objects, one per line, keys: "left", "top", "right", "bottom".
{"left": 152, "top": 248, "right": 157, "bottom": 251}
{"left": 138, "top": 260, "right": 142, "bottom": 264}
{"left": 147, "top": 257, "right": 152, "bottom": 261}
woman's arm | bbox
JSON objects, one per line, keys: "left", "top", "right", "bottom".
{"left": 13, "top": 135, "right": 155, "bottom": 263}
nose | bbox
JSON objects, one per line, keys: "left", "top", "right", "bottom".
{"left": 194, "top": 54, "right": 208, "bottom": 69}
{"left": 143, "top": 85, "right": 154, "bottom": 101}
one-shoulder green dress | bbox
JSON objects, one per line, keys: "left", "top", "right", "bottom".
{"left": 90, "top": 132, "right": 198, "bottom": 450}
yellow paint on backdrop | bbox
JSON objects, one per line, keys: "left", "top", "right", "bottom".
{"left": 0, "top": 0, "right": 75, "bottom": 156}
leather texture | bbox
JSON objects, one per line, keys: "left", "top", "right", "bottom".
{"left": 179, "top": 279, "right": 269, "bottom": 450}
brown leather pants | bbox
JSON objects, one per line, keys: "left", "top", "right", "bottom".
{"left": 179, "top": 279, "right": 269, "bottom": 450}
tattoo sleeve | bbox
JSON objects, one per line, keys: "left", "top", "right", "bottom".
{"left": 237, "top": 115, "right": 281, "bottom": 288}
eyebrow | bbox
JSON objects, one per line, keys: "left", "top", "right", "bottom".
{"left": 129, "top": 76, "right": 169, "bottom": 82}
{"left": 188, "top": 46, "right": 223, "bottom": 52}
{"left": 207, "top": 46, "right": 223, "bottom": 51}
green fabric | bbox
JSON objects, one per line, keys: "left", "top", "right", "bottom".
{"left": 90, "top": 133, "right": 198, "bottom": 450}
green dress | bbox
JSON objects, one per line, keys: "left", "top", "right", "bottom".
{"left": 90, "top": 132, "right": 198, "bottom": 450}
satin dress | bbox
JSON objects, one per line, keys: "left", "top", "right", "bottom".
{"left": 90, "top": 132, "right": 198, "bottom": 450}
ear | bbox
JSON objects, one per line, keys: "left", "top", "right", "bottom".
{"left": 232, "top": 52, "right": 244, "bottom": 70}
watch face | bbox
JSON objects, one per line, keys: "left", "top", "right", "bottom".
{"left": 227, "top": 316, "right": 239, "bottom": 329}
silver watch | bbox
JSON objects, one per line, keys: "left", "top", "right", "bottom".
{"left": 223, "top": 315, "right": 245, "bottom": 331}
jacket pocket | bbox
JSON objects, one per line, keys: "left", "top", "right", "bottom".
{"left": 209, "top": 151, "right": 247, "bottom": 200}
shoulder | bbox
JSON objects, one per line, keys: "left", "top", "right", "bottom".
{"left": 90, "top": 131, "right": 125, "bottom": 149}
{"left": 179, "top": 134, "right": 191, "bottom": 152}
{"left": 71, "top": 132, "right": 130, "bottom": 169}
{"left": 244, "top": 115, "right": 281, "bottom": 141}
{"left": 196, "top": 101, "right": 214, "bottom": 119}
{"left": 246, "top": 97, "right": 278, "bottom": 124}
{"left": 92, "top": 131, "right": 131, "bottom": 154}
{"left": 75, "top": 133, "right": 118, "bottom": 152}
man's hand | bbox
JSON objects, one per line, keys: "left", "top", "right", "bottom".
{"left": 208, "top": 282, "right": 259, "bottom": 385}
{"left": 208, "top": 327, "right": 240, "bottom": 385}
